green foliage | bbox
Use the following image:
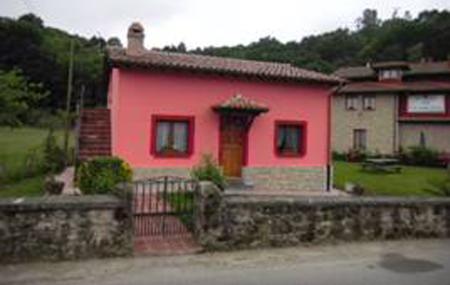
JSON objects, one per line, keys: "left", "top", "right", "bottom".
{"left": 332, "top": 151, "right": 347, "bottom": 161}
{"left": 22, "top": 146, "right": 46, "bottom": 179}
{"left": 400, "top": 146, "right": 440, "bottom": 167}
{"left": 42, "top": 129, "right": 66, "bottom": 173}
{"left": 191, "top": 154, "right": 226, "bottom": 190}
{"left": 0, "top": 69, "right": 48, "bottom": 127}
{"left": 77, "top": 156, "right": 132, "bottom": 194}
{"left": 23, "top": 109, "right": 65, "bottom": 129}
{"left": 0, "top": 14, "right": 105, "bottom": 111}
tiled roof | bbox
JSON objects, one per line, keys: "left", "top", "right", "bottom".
{"left": 336, "top": 81, "right": 450, "bottom": 94}
{"left": 334, "top": 61, "right": 450, "bottom": 79}
{"left": 212, "top": 94, "right": 269, "bottom": 113}
{"left": 372, "top": 61, "right": 409, "bottom": 69}
{"left": 408, "top": 61, "right": 450, "bottom": 75}
{"left": 107, "top": 48, "right": 342, "bottom": 84}
{"left": 333, "top": 66, "right": 376, "bottom": 79}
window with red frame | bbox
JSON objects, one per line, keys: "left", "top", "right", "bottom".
{"left": 275, "top": 121, "right": 306, "bottom": 157}
{"left": 152, "top": 116, "right": 194, "bottom": 157}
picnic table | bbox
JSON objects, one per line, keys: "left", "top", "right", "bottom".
{"left": 362, "top": 158, "right": 402, "bottom": 173}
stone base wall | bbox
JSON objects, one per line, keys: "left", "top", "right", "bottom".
{"left": 133, "top": 167, "right": 190, "bottom": 180}
{"left": 242, "top": 166, "right": 327, "bottom": 191}
{"left": 195, "top": 183, "right": 450, "bottom": 251}
{"left": 0, "top": 195, "right": 133, "bottom": 263}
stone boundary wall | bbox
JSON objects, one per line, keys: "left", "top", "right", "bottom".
{"left": 0, "top": 195, "right": 133, "bottom": 263}
{"left": 195, "top": 182, "right": 450, "bottom": 251}
{"left": 242, "top": 166, "right": 327, "bottom": 191}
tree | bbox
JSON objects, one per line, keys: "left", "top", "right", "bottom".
{"left": 18, "top": 13, "right": 43, "bottom": 28}
{"left": 0, "top": 69, "right": 48, "bottom": 127}
{"left": 357, "top": 9, "right": 381, "bottom": 30}
{"left": 107, "top": 37, "right": 122, "bottom": 48}
{"left": 162, "top": 42, "right": 187, "bottom": 53}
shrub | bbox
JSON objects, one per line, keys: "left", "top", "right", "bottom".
{"left": 332, "top": 151, "right": 347, "bottom": 161}
{"left": 191, "top": 154, "right": 226, "bottom": 190}
{"left": 23, "top": 146, "right": 46, "bottom": 178}
{"left": 401, "top": 146, "right": 440, "bottom": 167}
{"left": 42, "top": 128, "right": 66, "bottom": 173}
{"left": 77, "top": 156, "right": 132, "bottom": 194}
{"left": 346, "top": 148, "right": 367, "bottom": 162}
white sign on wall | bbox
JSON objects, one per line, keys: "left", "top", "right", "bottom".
{"left": 407, "top": 95, "right": 446, "bottom": 113}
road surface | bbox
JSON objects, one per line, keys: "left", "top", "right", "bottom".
{"left": 1, "top": 239, "right": 449, "bottom": 285}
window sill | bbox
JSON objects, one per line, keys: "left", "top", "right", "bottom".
{"left": 275, "top": 152, "right": 306, "bottom": 158}
{"left": 152, "top": 152, "right": 193, "bottom": 159}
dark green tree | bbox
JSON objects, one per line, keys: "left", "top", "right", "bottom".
{"left": 0, "top": 69, "right": 48, "bottom": 127}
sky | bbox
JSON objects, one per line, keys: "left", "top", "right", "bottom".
{"left": 1, "top": 0, "right": 449, "bottom": 49}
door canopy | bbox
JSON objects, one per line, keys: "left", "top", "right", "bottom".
{"left": 212, "top": 94, "right": 269, "bottom": 129}
{"left": 212, "top": 93, "right": 269, "bottom": 115}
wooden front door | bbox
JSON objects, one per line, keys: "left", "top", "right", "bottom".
{"left": 219, "top": 116, "right": 247, "bottom": 177}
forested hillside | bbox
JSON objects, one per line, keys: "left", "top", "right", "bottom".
{"left": 188, "top": 9, "right": 450, "bottom": 73}
{"left": 0, "top": 13, "right": 105, "bottom": 113}
{"left": 0, "top": 9, "right": 449, "bottom": 118}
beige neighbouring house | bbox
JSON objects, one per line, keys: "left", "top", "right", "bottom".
{"left": 332, "top": 61, "right": 450, "bottom": 155}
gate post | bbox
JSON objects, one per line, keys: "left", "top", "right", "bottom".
{"left": 114, "top": 182, "right": 134, "bottom": 247}
{"left": 193, "top": 181, "right": 223, "bottom": 242}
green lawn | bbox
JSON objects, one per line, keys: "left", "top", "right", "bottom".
{"left": 0, "top": 175, "right": 45, "bottom": 197}
{"left": 334, "top": 161, "right": 448, "bottom": 196}
{"left": 0, "top": 127, "right": 72, "bottom": 197}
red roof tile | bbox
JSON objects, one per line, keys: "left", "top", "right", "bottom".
{"left": 107, "top": 48, "right": 342, "bottom": 84}
{"left": 213, "top": 94, "right": 269, "bottom": 113}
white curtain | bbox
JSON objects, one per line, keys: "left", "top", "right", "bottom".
{"left": 173, "top": 122, "right": 188, "bottom": 152}
{"left": 156, "top": 122, "right": 170, "bottom": 152}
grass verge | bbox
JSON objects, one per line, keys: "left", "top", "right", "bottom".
{"left": 334, "top": 161, "right": 448, "bottom": 196}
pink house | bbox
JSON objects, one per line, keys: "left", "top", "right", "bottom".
{"left": 96, "top": 23, "right": 341, "bottom": 191}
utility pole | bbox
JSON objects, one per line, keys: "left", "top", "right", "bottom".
{"left": 63, "top": 39, "right": 74, "bottom": 162}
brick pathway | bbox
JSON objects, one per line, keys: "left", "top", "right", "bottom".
{"left": 133, "top": 188, "right": 202, "bottom": 256}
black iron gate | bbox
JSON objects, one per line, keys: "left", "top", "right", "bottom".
{"left": 132, "top": 176, "right": 198, "bottom": 237}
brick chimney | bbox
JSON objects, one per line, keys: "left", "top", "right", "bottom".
{"left": 127, "top": 22, "right": 145, "bottom": 55}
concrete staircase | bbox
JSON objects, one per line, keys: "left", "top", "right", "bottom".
{"left": 78, "top": 108, "right": 111, "bottom": 160}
